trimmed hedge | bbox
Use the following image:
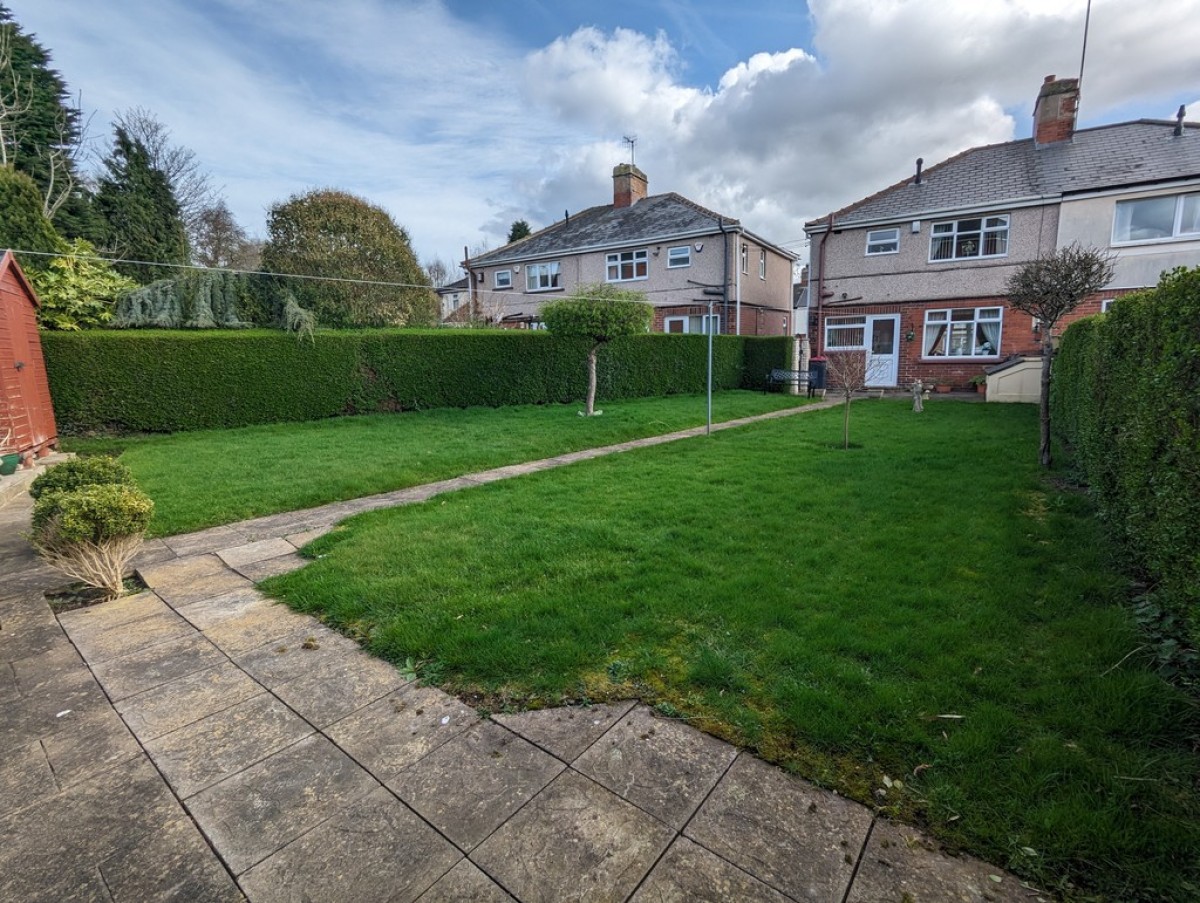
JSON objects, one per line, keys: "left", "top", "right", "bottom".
{"left": 42, "top": 329, "right": 790, "bottom": 433}
{"left": 1053, "top": 267, "right": 1200, "bottom": 649}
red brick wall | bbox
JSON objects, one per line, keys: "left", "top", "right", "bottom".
{"left": 816, "top": 290, "right": 1135, "bottom": 389}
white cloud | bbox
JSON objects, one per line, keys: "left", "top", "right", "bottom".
{"left": 8, "top": 0, "right": 1200, "bottom": 266}
{"left": 515, "top": 0, "right": 1200, "bottom": 259}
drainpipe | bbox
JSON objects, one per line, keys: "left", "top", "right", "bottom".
{"left": 815, "top": 215, "right": 834, "bottom": 355}
{"left": 718, "top": 217, "right": 731, "bottom": 335}
{"left": 735, "top": 230, "right": 742, "bottom": 335}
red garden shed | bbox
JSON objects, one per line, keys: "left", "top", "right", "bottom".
{"left": 0, "top": 251, "right": 58, "bottom": 469}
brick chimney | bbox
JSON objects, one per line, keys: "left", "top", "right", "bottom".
{"left": 1033, "top": 74, "right": 1079, "bottom": 146}
{"left": 612, "top": 163, "right": 648, "bottom": 208}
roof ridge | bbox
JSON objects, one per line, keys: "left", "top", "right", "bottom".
{"left": 656, "top": 191, "right": 741, "bottom": 226}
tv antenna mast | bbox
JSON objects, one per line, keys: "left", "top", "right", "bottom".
{"left": 623, "top": 135, "right": 637, "bottom": 165}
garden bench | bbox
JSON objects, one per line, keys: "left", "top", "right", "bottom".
{"left": 765, "top": 368, "right": 811, "bottom": 394}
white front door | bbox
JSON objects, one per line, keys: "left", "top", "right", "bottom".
{"left": 866, "top": 315, "right": 900, "bottom": 387}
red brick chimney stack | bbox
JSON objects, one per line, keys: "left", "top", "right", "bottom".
{"left": 613, "top": 163, "right": 648, "bottom": 208}
{"left": 1033, "top": 74, "right": 1080, "bottom": 146}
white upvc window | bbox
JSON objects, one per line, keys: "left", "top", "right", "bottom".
{"left": 667, "top": 246, "right": 691, "bottom": 268}
{"left": 606, "top": 249, "right": 648, "bottom": 282}
{"left": 494, "top": 269, "right": 512, "bottom": 289}
{"left": 929, "top": 215, "right": 1009, "bottom": 261}
{"left": 526, "top": 262, "right": 561, "bottom": 292}
{"left": 740, "top": 244, "right": 748, "bottom": 274}
{"left": 1100, "top": 298, "right": 1115, "bottom": 313}
{"left": 923, "top": 307, "right": 1002, "bottom": 358}
{"left": 664, "top": 314, "right": 720, "bottom": 335}
{"left": 865, "top": 228, "right": 900, "bottom": 255}
{"left": 1112, "top": 192, "right": 1200, "bottom": 243}
{"left": 825, "top": 315, "right": 866, "bottom": 350}
{"left": 759, "top": 250, "right": 766, "bottom": 280}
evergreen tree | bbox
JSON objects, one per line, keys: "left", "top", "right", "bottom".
{"left": 0, "top": 5, "right": 85, "bottom": 226}
{"left": 0, "top": 164, "right": 62, "bottom": 274}
{"left": 507, "top": 219, "right": 532, "bottom": 243}
{"left": 92, "top": 127, "right": 189, "bottom": 284}
{"left": 261, "top": 189, "right": 436, "bottom": 328}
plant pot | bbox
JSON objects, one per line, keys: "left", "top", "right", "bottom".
{"left": 0, "top": 453, "right": 20, "bottom": 476}
{"left": 934, "top": 384, "right": 952, "bottom": 394}
{"left": 975, "top": 383, "right": 987, "bottom": 394}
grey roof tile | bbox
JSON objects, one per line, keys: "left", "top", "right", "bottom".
{"left": 468, "top": 193, "right": 742, "bottom": 266}
{"left": 811, "top": 120, "right": 1200, "bottom": 227}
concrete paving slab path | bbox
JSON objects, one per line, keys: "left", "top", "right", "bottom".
{"left": 0, "top": 403, "right": 1049, "bottom": 902}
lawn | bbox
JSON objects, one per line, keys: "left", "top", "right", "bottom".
{"left": 63, "top": 391, "right": 812, "bottom": 536}
{"left": 263, "top": 401, "right": 1199, "bottom": 902}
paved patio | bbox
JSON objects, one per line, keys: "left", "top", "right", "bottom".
{"left": 1, "top": 405, "right": 1046, "bottom": 902}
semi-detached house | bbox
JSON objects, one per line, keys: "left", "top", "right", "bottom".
{"left": 464, "top": 165, "right": 797, "bottom": 336}
{"left": 803, "top": 75, "right": 1200, "bottom": 389}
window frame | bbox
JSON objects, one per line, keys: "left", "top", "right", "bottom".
{"left": 759, "top": 249, "right": 767, "bottom": 280}
{"left": 921, "top": 306, "right": 1003, "bottom": 359}
{"left": 525, "top": 261, "right": 561, "bottom": 292}
{"left": 928, "top": 215, "right": 1010, "bottom": 262}
{"left": 740, "top": 244, "right": 748, "bottom": 274}
{"left": 824, "top": 315, "right": 867, "bottom": 351}
{"left": 605, "top": 248, "right": 649, "bottom": 283}
{"left": 664, "top": 314, "right": 721, "bottom": 335}
{"left": 865, "top": 227, "right": 900, "bottom": 256}
{"left": 1112, "top": 192, "right": 1200, "bottom": 245}
{"left": 494, "top": 269, "right": 512, "bottom": 290}
{"left": 667, "top": 245, "right": 691, "bottom": 268}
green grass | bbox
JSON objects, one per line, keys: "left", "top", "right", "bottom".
{"left": 63, "top": 391, "right": 812, "bottom": 536}
{"left": 263, "top": 401, "right": 1199, "bottom": 902}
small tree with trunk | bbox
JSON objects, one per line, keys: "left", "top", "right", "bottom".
{"left": 542, "top": 283, "right": 651, "bottom": 416}
{"left": 824, "top": 349, "right": 887, "bottom": 449}
{"left": 1006, "top": 243, "right": 1114, "bottom": 468}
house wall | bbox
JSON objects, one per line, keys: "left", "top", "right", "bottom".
{"left": 1057, "top": 186, "right": 1200, "bottom": 289}
{"left": 472, "top": 231, "right": 793, "bottom": 335}
{"left": 815, "top": 205, "right": 1060, "bottom": 305}
{"left": 816, "top": 289, "right": 1131, "bottom": 390}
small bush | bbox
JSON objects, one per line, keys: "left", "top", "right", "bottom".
{"left": 31, "top": 483, "right": 154, "bottom": 600}
{"left": 29, "top": 456, "right": 134, "bottom": 500}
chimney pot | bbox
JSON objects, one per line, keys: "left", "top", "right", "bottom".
{"left": 613, "top": 163, "right": 648, "bottom": 208}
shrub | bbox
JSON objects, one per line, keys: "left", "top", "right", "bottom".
{"left": 1053, "top": 266, "right": 1200, "bottom": 652}
{"left": 29, "top": 456, "right": 135, "bottom": 500}
{"left": 30, "top": 483, "right": 154, "bottom": 600}
{"left": 42, "top": 331, "right": 792, "bottom": 433}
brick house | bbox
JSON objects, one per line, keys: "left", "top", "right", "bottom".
{"left": 803, "top": 76, "right": 1200, "bottom": 389}
{"left": 464, "top": 165, "right": 797, "bottom": 335}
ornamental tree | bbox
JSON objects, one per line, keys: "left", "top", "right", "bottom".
{"left": 1006, "top": 243, "right": 1114, "bottom": 467}
{"left": 542, "top": 283, "right": 652, "bottom": 416}
{"left": 28, "top": 238, "right": 136, "bottom": 329}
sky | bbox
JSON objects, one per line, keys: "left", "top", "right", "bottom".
{"left": 9, "top": 0, "right": 1200, "bottom": 272}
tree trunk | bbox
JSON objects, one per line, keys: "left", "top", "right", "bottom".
{"left": 586, "top": 344, "right": 598, "bottom": 416}
{"left": 843, "top": 395, "right": 851, "bottom": 449}
{"left": 1039, "top": 334, "right": 1054, "bottom": 468}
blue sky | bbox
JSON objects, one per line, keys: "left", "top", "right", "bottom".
{"left": 8, "top": 1, "right": 1200, "bottom": 270}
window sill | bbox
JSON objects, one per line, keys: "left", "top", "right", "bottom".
{"left": 926, "top": 254, "right": 1009, "bottom": 264}
{"left": 526, "top": 287, "right": 565, "bottom": 294}
{"left": 605, "top": 277, "right": 649, "bottom": 284}
{"left": 921, "top": 355, "right": 1002, "bottom": 362}
{"left": 1111, "top": 235, "right": 1200, "bottom": 248}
